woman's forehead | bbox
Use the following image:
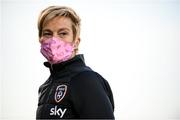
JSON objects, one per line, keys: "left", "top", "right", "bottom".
{"left": 43, "top": 16, "right": 72, "bottom": 31}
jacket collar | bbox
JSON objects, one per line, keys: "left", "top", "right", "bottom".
{"left": 44, "top": 54, "right": 85, "bottom": 73}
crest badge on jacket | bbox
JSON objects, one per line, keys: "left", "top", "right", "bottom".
{"left": 54, "top": 85, "right": 67, "bottom": 103}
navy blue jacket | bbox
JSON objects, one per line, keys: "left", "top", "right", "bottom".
{"left": 36, "top": 54, "right": 114, "bottom": 119}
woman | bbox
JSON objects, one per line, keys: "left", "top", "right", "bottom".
{"left": 36, "top": 6, "right": 115, "bottom": 119}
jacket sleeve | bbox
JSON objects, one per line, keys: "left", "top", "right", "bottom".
{"left": 70, "top": 71, "right": 115, "bottom": 119}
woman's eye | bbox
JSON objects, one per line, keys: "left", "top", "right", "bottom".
{"left": 59, "top": 32, "right": 68, "bottom": 37}
{"left": 42, "top": 32, "right": 52, "bottom": 37}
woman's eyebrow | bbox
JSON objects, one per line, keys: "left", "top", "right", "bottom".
{"left": 58, "top": 28, "right": 71, "bottom": 32}
{"left": 42, "top": 28, "right": 71, "bottom": 32}
{"left": 42, "top": 29, "right": 52, "bottom": 32}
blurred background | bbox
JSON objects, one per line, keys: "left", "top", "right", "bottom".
{"left": 0, "top": 0, "right": 180, "bottom": 120}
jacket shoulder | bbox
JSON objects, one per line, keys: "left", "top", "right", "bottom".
{"left": 67, "top": 65, "right": 92, "bottom": 78}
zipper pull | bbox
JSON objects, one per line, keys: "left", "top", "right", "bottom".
{"left": 50, "top": 63, "right": 53, "bottom": 71}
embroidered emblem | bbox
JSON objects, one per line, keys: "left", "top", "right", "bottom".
{"left": 54, "top": 85, "right": 67, "bottom": 103}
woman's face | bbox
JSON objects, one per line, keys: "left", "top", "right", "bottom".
{"left": 40, "top": 16, "right": 78, "bottom": 44}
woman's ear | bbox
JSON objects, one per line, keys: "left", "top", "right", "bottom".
{"left": 74, "top": 37, "right": 80, "bottom": 49}
{"left": 73, "top": 37, "right": 80, "bottom": 53}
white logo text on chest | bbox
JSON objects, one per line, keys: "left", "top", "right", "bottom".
{"left": 50, "top": 105, "right": 67, "bottom": 118}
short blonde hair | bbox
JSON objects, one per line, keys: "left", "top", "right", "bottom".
{"left": 38, "top": 6, "right": 81, "bottom": 40}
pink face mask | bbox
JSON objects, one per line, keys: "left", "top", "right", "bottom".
{"left": 40, "top": 37, "right": 74, "bottom": 64}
